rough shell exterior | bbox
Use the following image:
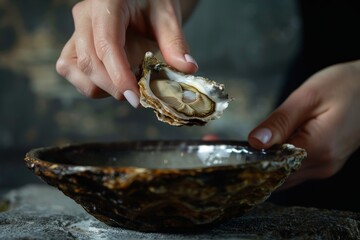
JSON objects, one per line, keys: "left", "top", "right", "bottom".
{"left": 24, "top": 141, "right": 306, "bottom": 232}
{"left": 137, "top": 52, "right": 231, "bottom": 126}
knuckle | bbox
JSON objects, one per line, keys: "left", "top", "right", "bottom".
{"left": 72, "top": 1, "right": 84, "bottom": 17}
{"left": 92, "top": 18, "right": 115, "bottom": 60}
{"left": 166, "top": 36, "right": 187, "bottom": 50}
{"left": 77, "top": 55, "right": 93, "bottom": 75}
{"left": 271, "top": 111, "right": 291, "bottom": 140}
{"left": 301, "top": 86, "right": 321, "bottom": 109}
{"left": 94, "top": 38, "right": 112, "bottom": 60}
{"left": 56, "top": 58, "right": 70, "bottom": 78}
{"left": 93, "top": 17, "right": 118, "bottom": 60}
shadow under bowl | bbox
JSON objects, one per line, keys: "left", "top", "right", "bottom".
{"left": 24, "top": 140, "right": 306, "bottom": 232}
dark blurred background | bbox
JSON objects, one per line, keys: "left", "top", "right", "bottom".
{"left": 0, "top": 0, "right": 300, "bottom": 192}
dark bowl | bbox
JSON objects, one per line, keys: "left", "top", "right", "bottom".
{"left": 24, "top": 140, "right": 306, "bottom": 232}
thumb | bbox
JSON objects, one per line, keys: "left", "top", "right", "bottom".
{"left": 150, "top": 1, "right": 198, "bottom": 73}
{"left": 248, "top": 88, "right": 321, "bottom": 149}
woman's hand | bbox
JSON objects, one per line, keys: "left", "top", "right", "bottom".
{"left": 249, "top": 60, "right": 360, "bottom": 189}
{"left": 56, "top": 0, "right": 198, "bottom": 107}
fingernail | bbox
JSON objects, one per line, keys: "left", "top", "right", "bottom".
{"left": 252, "top": 128, "right": 272, "bottom": 144}
{"left": 184, "top": 54, "right": 198, "bottom": 69}
{"left": 123, "top": 90, "right": 139, "bottom": 108}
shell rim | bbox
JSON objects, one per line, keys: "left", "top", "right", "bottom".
{"left": 24, "top": 140, "right": 306, "bottom": 173}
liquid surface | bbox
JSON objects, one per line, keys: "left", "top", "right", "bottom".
{"left": 41, "top": 143, "right": 276, "bottom": 169}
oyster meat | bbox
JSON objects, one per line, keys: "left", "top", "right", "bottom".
{"left": 137, "top": 52, "right": 231, "bottom": 126}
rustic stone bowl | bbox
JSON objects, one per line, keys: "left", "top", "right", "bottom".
{"left": 24, "top": 140, "right": 306, "bottom": 232}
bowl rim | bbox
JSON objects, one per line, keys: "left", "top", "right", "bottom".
{"left": 24, "top": 140, "right": 306, "bottom": 172}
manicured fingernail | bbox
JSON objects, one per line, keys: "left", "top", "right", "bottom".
{"left": 252, "top": 128, "right": 272, "bottom": 144}
{"left": 123, "top": 90, "right": 139, "bottom": 108}
{"left": 184, "top": 54, "right": 198, "bottom": 69}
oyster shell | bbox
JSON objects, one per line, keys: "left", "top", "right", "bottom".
{"left": 137, "top": 52, "right": 231, "bottom": 126}
{"left": 24, "top": 141, "right": 306, "bottom": 232}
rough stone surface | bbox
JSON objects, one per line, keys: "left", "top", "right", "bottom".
{"left": 0, "top": 184, "right": 359, "bottom": 239}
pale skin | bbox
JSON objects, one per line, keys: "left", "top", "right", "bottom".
{"left": 57, "top": 0, "right": 360, "bottom": 190}
{"left": 56, "top": 0, "right": 198, "bottom": 106}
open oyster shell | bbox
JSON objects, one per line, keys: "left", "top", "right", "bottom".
{"left": 137, "top": 52, "right": 231, "bottom": 126}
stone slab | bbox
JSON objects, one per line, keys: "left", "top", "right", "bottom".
{"left": 0, "top": 184, "right": 359, "bottom": 239}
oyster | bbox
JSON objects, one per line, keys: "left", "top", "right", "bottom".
{"left": 137, "top": 52, "right": 231, "bottom": 126}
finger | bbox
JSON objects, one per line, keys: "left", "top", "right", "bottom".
{"left": 277, "top": 124, "right": 342, "bottom": 191}
{"left": 56, "top": 35, "right": 109, "bottom": 98}
{"left": 276, "top": 162, "right": 314, "bottom": 191}
{"left": 248, "top": 86, "right": 325, "bottom": 149}
{"left": 274, "top": 151, "right": 312, "bottom": 191}
{"left": 277, "top": 163, "right": 330, "bottom": 191}
{"left": 72, "top": 1, "right": 122, "bottom": 99}
{"left": 150, "top": 0, "right": 198, "bottom": 73}
{"left": 92, "top": 0, "right": 140, "bottom": 108}
{"left": 289, "top": 121, "right": 345, "bottom": 179}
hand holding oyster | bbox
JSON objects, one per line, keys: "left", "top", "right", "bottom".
{"left": 137, "top": 52, "right": 232, "bottom": 126}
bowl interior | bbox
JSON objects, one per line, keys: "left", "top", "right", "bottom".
{"left": 31, "top": 140, "right": 296, "bottom": 170}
